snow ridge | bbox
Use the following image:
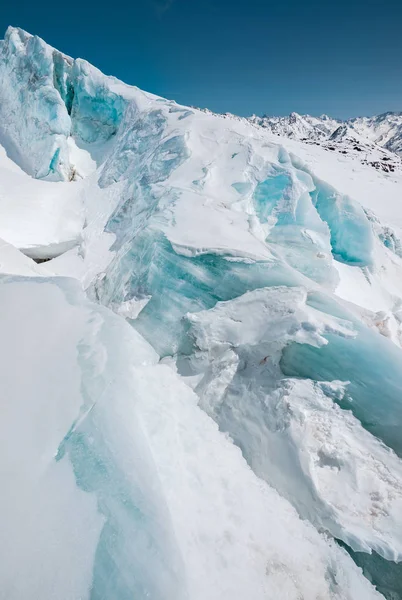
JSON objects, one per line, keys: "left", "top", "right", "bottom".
{"left": 1, "top": 25, "right": 402, "bottom": 600}
{"left": 249, "top": 111, "right": 402, "bottom": 172}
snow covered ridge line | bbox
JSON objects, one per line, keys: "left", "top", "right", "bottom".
{"left": 195, "top": 107, "right": 402, "bottom": 172}
{"left": 250, "top": 112, "right": 402, "bottom": 173}
{"left": 248, "top": 111, "right": 402, "bottom": 157}
{"left": 249, "top": 112, "right": 402, "bottom": 172}
{"left": 250, "top": 111, "right": 402, "bottom": 157}
{"left": 2, "top": 24, "right": 402, "bottom": 600}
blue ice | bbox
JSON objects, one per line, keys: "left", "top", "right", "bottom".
{"left": 281, "top": 291, "right": 402, "bottom": 456}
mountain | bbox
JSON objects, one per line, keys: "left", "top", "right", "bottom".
{"left": 349, "top": 112, "right": 402, "bottom": 156}
{"left": 249, "top": 111, "right": 341, "bottom": 140}
{"left": 248, "top": 111, "right": 402, "bottom": 173}
{"left": 1, "top": 26, "right": 402, "bottom": 600}
{"left": 249, "top": 111, "right": 402, "bottom": 154}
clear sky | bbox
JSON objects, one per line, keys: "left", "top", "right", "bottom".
{"left": 1, "top": 0, "right": 401, "bottom": 119}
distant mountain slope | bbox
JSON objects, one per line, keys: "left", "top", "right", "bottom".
{"left": 195, "top": 109, "right": 402, "bottom": 173}
{"left": 249, "top": 112, "right": 341, "bottom": 141}
{"left": 248, "top": 111, "right": 402, "bottom": 173}
{"left": 249, "top": 111, "right": 402, "bottom": 153}
{"left": 349, "top": 112, "right": 402, "bottom": 156}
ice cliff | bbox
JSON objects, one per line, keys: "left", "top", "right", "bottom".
{"left": 1, "top": 26, "right": 402, "bottom": 600}
{"left": 0, "top": 26, "right": 125, "bottom": 181}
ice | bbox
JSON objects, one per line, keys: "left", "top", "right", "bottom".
{"left": 183, "top": 287, "right": 402, "bottom": 561}
{"left": 281, "top": 290, "right": 402, "bottom": 456}
{"left": 253, "top": 169, "right": 293, "bottom": 223}
{"left": 134, "top": 360, "right": 383, "bottom": 600}
{"left": 0, "top": 275, "right": 384, "bottom": 600}
{"left": 70, "top": 58, "right": 127, "bottom": 144}
{"left": 96, "top": 229, "right": 308, "bottom": 356}
{"left": 310, "top": 178, "right": 374, "bottom": 266}
{"left": 0, "top": 28, "right": 72, "bottom": 180}
{"left": 253, "top": 166, "right": 337, "bottom": 286}
{"left": 288, "top": 156, "right": 374, "bottom": 266}
{"left": 344, "top": 547, "right": 402, "bottom": 600}
{"left": 99, "top": 106, "right": 188, "bottom": 188}
{"left": 2, "top": 25, "right": 402, "bottom": 599}
{"left": 0, "top": 278, "right": 103, "bottom": 599}
{"left": 0, "top": 27, "right": 125, "bottom": 181}
{"left": 0, "top": 276, "right": 188, "bottom": 600}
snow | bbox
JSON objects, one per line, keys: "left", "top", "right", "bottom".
{"left": 349, "top": 112, "right": 402, "bottom": 156}
{"left": 0, "top": 238, "right": 48, "bottom": 276}
{"left": 1, "top": 24, "right": 402, "bottom": 600}
{"left": 250, "top": 110, "right": 402, "bottom": 159}
{"left": 0, "top": 276, "right": 385, "bottom": 600}
{"left": 283, "top": 138, "right": 402, "bottom": 233}
{"left": 185, "top": 287, "right": 402, "bottom": 562}
{"left": 0, "top": 163, "right": 84, "bottom": 258}
{"left": 136, "top": 361, "right": 383, "bottom": 600}
{"left": 0, "top": 279, "right": 103, "bottom": 600}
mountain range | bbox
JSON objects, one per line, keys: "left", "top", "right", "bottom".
{"left": 250, "top": 111, "right": 402, "bottom": 155}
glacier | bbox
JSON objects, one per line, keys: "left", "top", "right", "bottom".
{"left": 1, "top": 25, "right": 402, "bottom": 600}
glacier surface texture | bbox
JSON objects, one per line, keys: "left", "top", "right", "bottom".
{"left": 1, "top": 26, "right": 402, "bottom": 600}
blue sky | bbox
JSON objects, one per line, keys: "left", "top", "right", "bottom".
{"left": 1, "top": 0, "right": 401, "bottom": 119}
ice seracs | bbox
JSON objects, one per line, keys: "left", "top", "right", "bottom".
{"left": 1, "top": 25, "right": 402, "bottom": 600}
{"left": 184, "top": 287, "right": 402, "bottom": 561}
{"left": 0, "top": 276, "right": 385, "bottom": 600}
{"left": 0, "top": 26, "right": 122, "bottom": 182}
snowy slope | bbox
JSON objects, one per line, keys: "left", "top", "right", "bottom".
{"left": 0, "top": 276, "right": 384, "bottom": 600}
{"left": 1, "top": 25, "right": 402, "bottom": 600}
{"left": 251, "top": 110, "right": 402, "bottom": 156}
{"left": 0, "top": 145, "right": 85, "bottom": 258}
{"left": 249, "top": 111, "right": 341, "bottom": 140}
{"left": 350, "top": 112, "right": 402, "bottom": 156}
{"left": 249, "top": 111, "right": 402, "bottom": 173}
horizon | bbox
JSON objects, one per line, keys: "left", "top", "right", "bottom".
{"left": 1, "top": 0, "right": 401, "bottom": 120}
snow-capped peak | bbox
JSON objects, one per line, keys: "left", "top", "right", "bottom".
{"left": 252, "top": 110, "right": 402, "bottom": 154}
{"left": 248, "top": 110, "right": 402, "bottom": 173}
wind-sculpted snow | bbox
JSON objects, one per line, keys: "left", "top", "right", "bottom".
{"left": 2, "top": 25, "right": 402, "bottom": 600}
{"left": 0, "top": 143, "right": 85, "bottom": 258}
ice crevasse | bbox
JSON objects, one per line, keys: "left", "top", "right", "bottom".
{"left": 1, "top": 26, "right": 402, "bottom": 600}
